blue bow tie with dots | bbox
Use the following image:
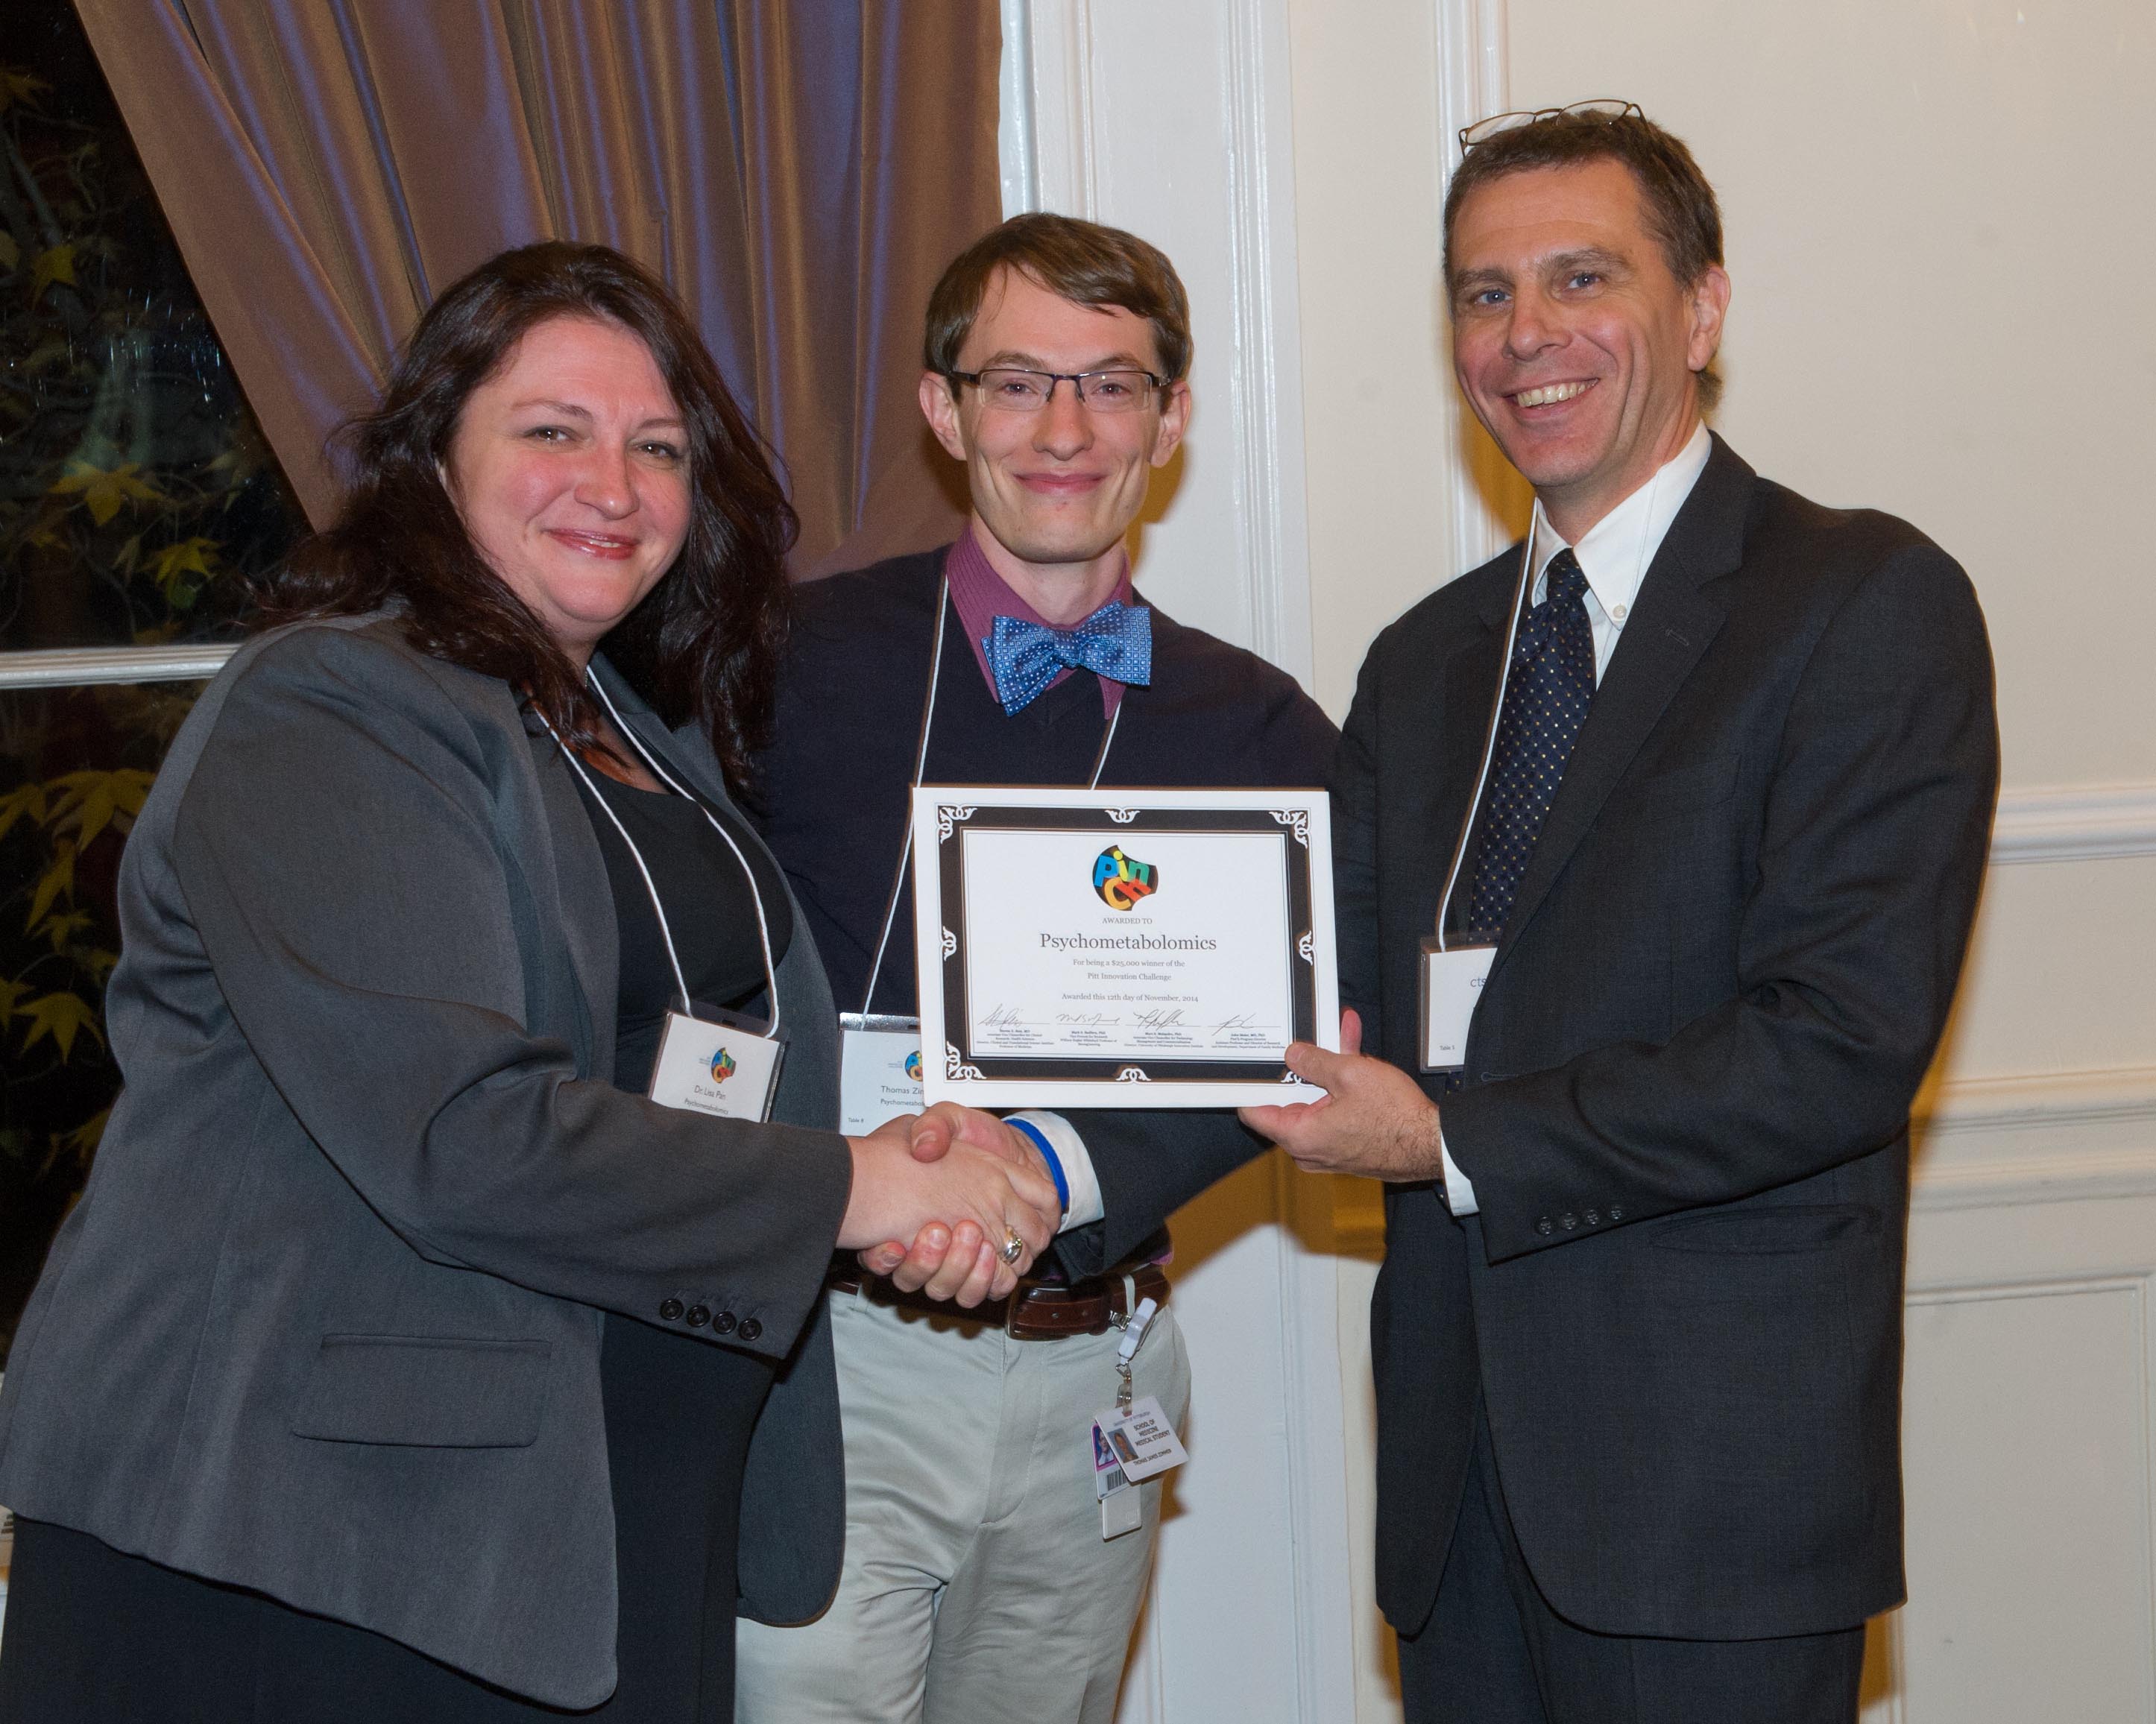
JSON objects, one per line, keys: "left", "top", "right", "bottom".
{"left": 985, "top": 601, "right": 1153, "bottom": 716}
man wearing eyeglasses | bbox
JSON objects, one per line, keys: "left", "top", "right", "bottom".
{"left": 1243, "top": 106, "right": 1996, "bottom": 1722}
{"left": 737, "top": 212, "right": 1335, "bottom": 1723}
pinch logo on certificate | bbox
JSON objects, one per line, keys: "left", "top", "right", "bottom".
{"left": 910, "top": 787, "right": 1339, "bottom": 1108}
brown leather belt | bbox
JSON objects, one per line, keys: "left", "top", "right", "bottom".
{"left": 828, "top": 1259, "right": 1170, "bottom": 1341}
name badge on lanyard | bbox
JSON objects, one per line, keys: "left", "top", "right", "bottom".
{"left": 1419, "top": 938, "right": 1495, "bottom": 1073}
{"left": 838, "top": 1011, "right": 924, "bottom": 1133}
{"left": 652, "top": 1005, "right": 786, "bottom": 1121}
{"left": 549, "top": 675, "right": 789, "bottom": 1125}
{"left": 1415, "top": 512, "right": 1553, "bottom": 1073}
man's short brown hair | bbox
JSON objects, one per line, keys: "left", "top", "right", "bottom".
{"left": 924, "top": 212, "right": 1193, "bottom": 384}
{"left": 1444, "top": 109, "right": 1725, "bottom": 408}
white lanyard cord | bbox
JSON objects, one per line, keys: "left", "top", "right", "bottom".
{"left": 548, "top": 673, "right": 784, "bottom": 1039}
{"left": 546, "top": 717, "right": 694, "bottom": 1011}
{"left": 1087, "top": 698, "right": 1123, "bottom": 790}
{"left": 586, "top": 671, "right": 782, "bottom": 1038}
{"left": 1433, "top": 501, "right": 1542, "bottom": 952}
{"left": 859, "top": 577, "right": 1126, "bottom": 1014}
{"left": 860, "top": 577, "right": 952, "bottom": 1016}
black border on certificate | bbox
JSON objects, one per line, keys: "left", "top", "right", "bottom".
{"left": 909, "top": 786, "right": 1339, "bottom": 1109}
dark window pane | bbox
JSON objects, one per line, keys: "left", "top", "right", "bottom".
{"left": 1, "top": 0, "right": 304, "bottom": 653}
{"left": 0, "top": 680, "right": 198, "bottom": 1365}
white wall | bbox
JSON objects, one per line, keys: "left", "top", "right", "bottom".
{"left": 1285, "top": 1, "right": 2156, "bottom": 1720}
{"left": 1287, "top": 0, "right": 1454, "bottom": 722}
{"left": 1507, "top": 0, "right": 2156, "bottom": 793}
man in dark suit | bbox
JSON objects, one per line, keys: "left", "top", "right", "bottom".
{"left": 1243, "top": 106, "right": 1997, "bottom": 1723}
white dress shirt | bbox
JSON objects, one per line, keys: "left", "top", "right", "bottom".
{"left": 1439, "top": 422, "right": 1712, "bottom": 1215}
{"left": 1006, "top": 1109, "right": 1105, "bottom": 1228}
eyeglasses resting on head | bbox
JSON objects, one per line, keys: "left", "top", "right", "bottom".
{"left": 1457, "top": 98, "right": 1645, "bottom": 154}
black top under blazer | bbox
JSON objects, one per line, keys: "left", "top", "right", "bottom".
{"left": 0, "top": 615, "right": 854, "bottom": 1709}
{"left": 1338, "top": 438, "right": 1999, "bottom": 1642}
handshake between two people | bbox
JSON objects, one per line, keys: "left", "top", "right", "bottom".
{"left": 832, "top": 1008, "right": 1449, "bottom": 1313}
{"left": 836, "top": 1106, "right": 1065, "bottom": 1308}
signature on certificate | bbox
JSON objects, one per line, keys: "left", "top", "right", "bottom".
{"left": 983, "top": 1003, "right": 1279, "bottom": 1045}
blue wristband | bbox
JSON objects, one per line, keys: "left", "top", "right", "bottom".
{"left": 1006, "top": 1117, "right": 1068, "bottom": 1214}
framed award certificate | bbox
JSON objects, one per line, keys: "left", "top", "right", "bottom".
{"left": 910, "top": 786, "right": 1339, "bottom": 1108}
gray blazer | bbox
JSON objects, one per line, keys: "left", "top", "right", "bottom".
{"left": 0, "top": 614, "right": 851, "bottom": 1709}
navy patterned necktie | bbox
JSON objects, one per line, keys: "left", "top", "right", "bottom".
{"left": 1463, "top": 548, "right": 1597, "bottom": 940}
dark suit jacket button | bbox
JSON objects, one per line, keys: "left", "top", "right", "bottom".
{"left": 1560, "top": 1213, "right": 1577, "bottom": 1231}
{"left": 713, "top": 1312, "right": 737, "bottom": 1334}
{"left": 686, "top": 1305, "right": 711, "bottom": 1328}
{"left": 1536, "top": 1217, "right": 1554, "bottom": 1236}
{"left": 737, "top": 1317, "right": 763, "bottom": 1342}
{"left": 1608, "top": 1205, "right": 1624, "bottom": 1222}
{"left": 658, "top": 1298, "right": 685, "bottom": 1322}
{"left": 1584, "top": 1210, "right": 1601, "bottom": 1226}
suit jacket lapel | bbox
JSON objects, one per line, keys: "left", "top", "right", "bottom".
{"left": 526, "top": 722, "right": 617, "bottom": 1082}
{"left": 1491, "top": 438, "right": 1755, "bottom": 976}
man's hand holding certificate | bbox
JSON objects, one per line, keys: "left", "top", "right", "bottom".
{"left": 1238, "top": 1008, "right": 1451, "bottom": 1181}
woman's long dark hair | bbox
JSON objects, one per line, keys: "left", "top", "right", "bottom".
{"left": 262, "top": 241, "right": 797, "bottom": 786}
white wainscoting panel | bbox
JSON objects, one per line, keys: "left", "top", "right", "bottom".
{"left": 1890, "top": 1278, "right": 2155, "bottom": 1722}
{"left": 1989, "top": 783, "right": 2156, "bottom": 867}
{"left": 1911, "top": 1066, "right": 2156, "bottom": 1213}
{"left": 1865, "top": 1157, "right": 2156, "bottom": 1721}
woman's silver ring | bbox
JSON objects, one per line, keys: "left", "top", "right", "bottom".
{"left": 999, "top": 1226, "right": 1026, "bottom": 1266}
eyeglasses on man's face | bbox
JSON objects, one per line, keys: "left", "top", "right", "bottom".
{"left": 1458, "top": 98, "right": 1644, "bottom": 153}
{"left": 946, "top": 367, "right": 1166, "bottom": 414}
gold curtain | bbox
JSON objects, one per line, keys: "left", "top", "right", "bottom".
{"left": 73, "top": 0, "right": 1000, "bottom": 572}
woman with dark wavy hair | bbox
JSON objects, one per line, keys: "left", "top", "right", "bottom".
{"left": 0, "top": 241, "right": 1055, "bottom": 1724}
{"left": 273, "top": 240, "right": 793, "bottom": 787}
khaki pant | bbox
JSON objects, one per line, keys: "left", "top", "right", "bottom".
{"left": 736, "top": 1285, "right": 1191, "bottom": 1724}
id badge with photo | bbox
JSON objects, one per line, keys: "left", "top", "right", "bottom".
{"left": 1091, "top": 1395, "right": 1189, "bottom": 1484}
{"left": 837, "top": 1011, "right": 924, "bottom": 1134}
{"left": 650, "top": 1006, "right": 784, "bottom": 1122}
{"left": 1091, "top": 1418, "right": 1144, "bottom": 1540}
{"left": 1419, "top": 938, "right": 1496, "bottom": 1073}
